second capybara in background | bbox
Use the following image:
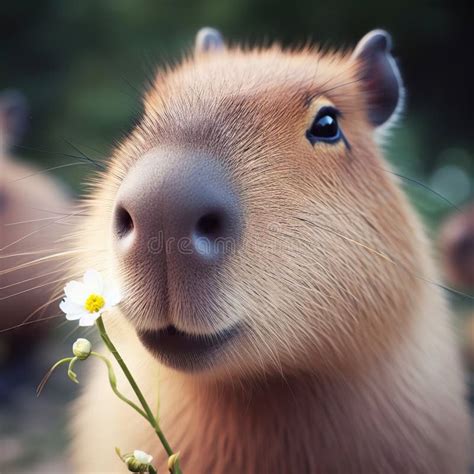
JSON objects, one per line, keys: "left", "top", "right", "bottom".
{"left": 0, "top": 90, "right": 72, "bottom": 363}
{"left": 465, "top": 316, "right": 474, "bottom": 371}
{"left": 439, "top": 204, "right": 474, "bottom": 290}
{"left": 439, "top": 203, "right": 474, "bottom": 369}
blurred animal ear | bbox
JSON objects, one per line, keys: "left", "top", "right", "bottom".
{"left": 352, "top": 30, "right": 402, "bottom": 127}
{"left": 0, "top": 90, "right": 28, "bottom": 150}
{"left": 195, "top": 27, "right": 225, "bottom": 54}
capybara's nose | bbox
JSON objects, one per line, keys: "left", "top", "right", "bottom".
{"left": 113, "top": 149, "right": 242, "bottom": 265}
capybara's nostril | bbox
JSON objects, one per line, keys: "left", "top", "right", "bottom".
{"left": 195, "top": 212, "right": 223, "bottom": 239}
{"left": 114, "top": 205, "right": 134, "bottom": 239}
{"left": 193, "top": 209, "right": 236, "bottom": 259}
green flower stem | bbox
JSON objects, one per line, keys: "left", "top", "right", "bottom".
{"left": 155, "top": 375, "right": 161, "bottom": 424}
{"left": 67, "top": 356, "right": 80, "bottom": 383}
{"left": 91, "top": 351, "right": 148, "bottom": 420}
{"left": 95, "top": 316, "right": 182, "bottom": 474}
{"left": 36, "top": 357, "right": 73, "bottom": 396}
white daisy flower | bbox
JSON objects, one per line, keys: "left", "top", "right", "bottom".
{"left": 59, "top": 269, "right": 121, "bottom": 326}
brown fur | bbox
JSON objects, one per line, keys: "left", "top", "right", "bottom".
{"left": 70, "top": 40, "right": 470, "bottom": 472}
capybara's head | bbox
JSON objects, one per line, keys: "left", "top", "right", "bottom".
{"left": 79, "top": 29, "right": 423, "bottom": 378}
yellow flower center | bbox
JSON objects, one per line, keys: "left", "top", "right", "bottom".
{"left": 84, "top": 294, "right": 105, "bottom": 313}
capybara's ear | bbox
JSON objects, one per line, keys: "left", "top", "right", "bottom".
{"left": 0, "top": 89, "right": 29, "bottom": 150}
{"left": 195, "top": 27, "right": 225, "bottom": 55}
{"left": 352, "top": 30, "right": 403, "bottom": 127}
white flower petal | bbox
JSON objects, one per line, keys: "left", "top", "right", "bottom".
{"left": 59, "top": 299, "right": 83, "bottom": 316}
{"left": 133, "top": 450, "right": 153, "bottom": 464}
{"left": 83, "top": 269, "right": 104, "bottom": 294}
{"left": 104, "top": 285, "right": 122, "bottom": 308}
{"left": 78, "top": 313, "right": 99, "bottom": 326}
{"left": 65, "top": 312, "right": 83, "bottom": 321}
{"left": 64, "top": 281, "right": 88, "bottom": 305}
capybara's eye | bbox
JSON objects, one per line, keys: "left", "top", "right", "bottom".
{"left": 306, "top": 106, "right": 341, "bottom": 145}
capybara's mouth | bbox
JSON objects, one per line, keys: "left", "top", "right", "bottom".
{"left": 137, "top": 324, "right": 240, "bottom": 371}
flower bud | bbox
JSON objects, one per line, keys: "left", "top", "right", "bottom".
{"left": 168, "top": 452, "right": 180, "bottom": 472}
{"left": 72, "top": 338, "right": 92, "bottom": 360}
{"left": 125, "top": 450, "right": 153, "bottom": 472}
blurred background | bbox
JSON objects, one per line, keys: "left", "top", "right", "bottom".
{"left": 0, "top": 0, "right": 473, "bottom": 472}
{"left": 1, "top": 0, "right": 473, "bottom": 220}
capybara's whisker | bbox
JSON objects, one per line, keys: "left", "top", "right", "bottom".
{"left": 0, "top": 267, "right": 65, "bottom": 290}
{"left": 5, "top": 215, "right": 79, "bottom": 226}
{"left": 1, "top": 248, "right": 62, "bottom": 258}
{"left": 0, "top": 251, "right": 84, "bottom": 275}
{"left": 0, "top": 314, "right": 63, "bottom": 334}
{"left": 0, "top": 209, "right": 88, "bottom": 252}
{"left": 30, "top": 207, "right": 91, "bottom": 217}
{"left": 8, "top": 162, "right": 89, "bottom": 183}
{"left": 376, "top": 165, "right": 460, "bottom": 211}
{"left": 0, "top": 277, "right": 68, "bottom": 301}
{"left": 20, "top": 292, "right": 64, "bottom": 324}
{"left": 63, "top": 139, "right": 106, "bottom": 170}
{"left": 14, "top": 143, "right": 105, "bottom": 169}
